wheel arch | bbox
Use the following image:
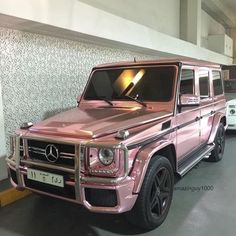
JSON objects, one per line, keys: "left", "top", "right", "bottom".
{"left": 130, "top": 141, "right": 177, "bottom": 193}
{"left": 208, "top": 112, "right": 226, "bottom": 144}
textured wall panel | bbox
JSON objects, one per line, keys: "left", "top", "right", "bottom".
{"left": 0, "top": 27, "right": 157, "bottom": 151}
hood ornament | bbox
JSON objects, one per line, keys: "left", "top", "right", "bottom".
{"left": 116, "top": 130, "right": 130, "bottom": 140}
{"left": 45, "top": 144, "right": 59, "bottom": 163}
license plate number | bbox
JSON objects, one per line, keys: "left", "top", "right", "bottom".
{"left": 27, "top": 168, "right": 64, "bottom": 187}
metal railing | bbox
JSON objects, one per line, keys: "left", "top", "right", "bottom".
{"left": 6, "top": 134, "right": 129, "bottom": 202}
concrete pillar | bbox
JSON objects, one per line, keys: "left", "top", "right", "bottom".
{"left": 229, "top": 28, "right": 236, "bottom": 63}
{"left": 180, "top": 0, "right": 202, "bottom": 46}
{"left": 0, "top": 81, "right": 7, "bottom": 180}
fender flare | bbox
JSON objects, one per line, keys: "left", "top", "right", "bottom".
{"left": 130, "top": 140, "right": 176, "bottom": 193}
{"left": 208, "top": 112, "right": 226, "bottom": 144}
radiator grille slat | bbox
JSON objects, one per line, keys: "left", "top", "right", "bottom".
{"left": 27, "top": 140, "right": 75, "bottom": 167}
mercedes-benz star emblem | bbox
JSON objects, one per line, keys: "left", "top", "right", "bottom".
{"left": 45, "top": 144, "right": 59, "bottom": 163}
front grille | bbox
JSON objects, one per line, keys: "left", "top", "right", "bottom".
{"left": 20, "top": 138, "right": 23, "bottom": 157}
{"left": 27, "top": 140, "right": 75, "bottom": 167}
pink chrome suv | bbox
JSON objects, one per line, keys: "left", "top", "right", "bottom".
{"left": 6, "top": 59, "right": 226, "bottom": 230}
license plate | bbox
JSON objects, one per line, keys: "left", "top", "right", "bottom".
{"left": 27, "top": 168, "right": 64, "bottom": 187}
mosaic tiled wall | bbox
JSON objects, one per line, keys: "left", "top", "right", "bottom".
{"left": 0, "top": 27, "right": 158, "bottom": 151}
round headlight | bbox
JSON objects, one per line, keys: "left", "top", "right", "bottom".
{"left": 98, "top": 148, "right": 114, "bottom": 165}
{"left": 230, "top": 109, "right": 235, "bottom": 115}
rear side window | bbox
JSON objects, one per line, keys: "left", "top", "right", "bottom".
{"left": 180, "top": 69, "right": 194, "bottom": 94}
{"left": 213, "top": 71, "right": 223, "bottom": 95}
{"left": 199, "top": 71, "right": 210, "bottom": 99}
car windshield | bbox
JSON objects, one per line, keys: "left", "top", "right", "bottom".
{"left": 84, "top": 66, "right": 176, "bottom": 102}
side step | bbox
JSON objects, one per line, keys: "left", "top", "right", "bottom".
{"left": 177, "top": 144, "right": 215, "bottom": 176}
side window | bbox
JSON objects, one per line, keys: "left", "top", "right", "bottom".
{"left": 213, "top": 71, "right": 223, "bottom": 95}
{"left": 180, "top": 69, "right": 194, "bottom": 94}
{"left": 199, "top": 71, "right": 210, "bottom": 99}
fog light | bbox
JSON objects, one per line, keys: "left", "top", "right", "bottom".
{"left": 98, "top": 148, "right": 114, "bottom": 165}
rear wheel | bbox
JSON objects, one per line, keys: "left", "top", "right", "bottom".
{"left": 125, "top": 155, "right": 174, "bottom": 230}
{"left": 207, "top": 123, "right": 225, "bottom": 162}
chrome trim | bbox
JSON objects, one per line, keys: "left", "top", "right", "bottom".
{"left": 74, "top": 144, "right": 82, "bottom": 201}
{"left": 23, "top": 139, "right": 29, "bottom": 157}
{"left": 29, "top": 147, "right": 45, "bottom": 152}
{"left": 30, "top": 150, "right": 45, "bottom": 155}
{"left": 20, "top": 159, "right": 75, "bottom": 174}
{"left": 178, "top": 144, "right": 215, "bottom": 176}
{"left": 28, "top": 146, "right": 75, "bottom": 160}
{"left": 81, "top": 143, "right": 129, "bottom": 184}
{"left": 7, "top": 135, "right": 130, "bottom": 187}
{"left": 60, "top": 152, "right": 75, "bottom": 157}
{"left": 60, "top": 155, "right": 74, "bottom": 160}
{"left": 6, "top": 156, "right": 16, "bottom": 166}
{"left": 15, "top": 135, "right": 23, "bottom": 187}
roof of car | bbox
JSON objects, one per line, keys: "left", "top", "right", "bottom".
{"left": 93, "top": 58, "right": 221, "bottom": 69}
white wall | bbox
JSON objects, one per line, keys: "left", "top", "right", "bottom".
{"left": 0, "top": 81, "right": 7, "bottom": 180}
{"left": 0, "top": 26, "right": 158, "bottom": 158}
{"left": 201, "top": 9, "right": 226, "bottom": 48}
{"left": 0, "top": 0, "right": 232, "bottom": 64}
{"left": 79, "top": 0, "right": 180, "bottom": 38}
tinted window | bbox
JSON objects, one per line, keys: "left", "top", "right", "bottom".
{"left": 199, "top": 71, "right": 210, "bottom": 99}
{"left": 224, "top": 80, "right": 236, "bottom": 93}
{"left": 84, "top": 66, "right": 176, "bottom": 102}
{"left": 213, "top": 71, "right": 223, "bottom": 95}
{"left": 180, "top": 69, "right": 194, "bottom": 94}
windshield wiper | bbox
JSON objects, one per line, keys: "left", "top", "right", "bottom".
{"left": 122, "top": 95, "right": 147, "bottom": 107}
{"left": 101, "top": 98, "right": 113, "bottom": 106}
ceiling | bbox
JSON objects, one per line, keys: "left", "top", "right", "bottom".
{"left": 202, "top": 0, "right": 236, "bottom": 28}
{"left": 219, "top": 0, "right": 236, "bottom": 14}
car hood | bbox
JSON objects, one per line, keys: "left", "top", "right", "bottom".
{"left": 29, "top": 107, "right": 171, "bottom": 139}
{"left": 227, "top": 99, "right": 236, "bottom": 105}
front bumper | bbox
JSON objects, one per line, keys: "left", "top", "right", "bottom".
{"left": 227, "top": 124, "right": 236, "bottom": 130}
{"left": 6, "top": 136, "right": 137, "bottom": 214}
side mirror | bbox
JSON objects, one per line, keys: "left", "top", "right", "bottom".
{"left": 178, "top": 94, "right": 200, "bottom": 107}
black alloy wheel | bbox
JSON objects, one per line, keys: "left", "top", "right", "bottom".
{"left": 149, "top": 167, "right": 172, "bottom": 219}
{"left": 207, "top": 123, "right": 225, "bottom": 162}
{"left": 125, "top": 156, "right": 174, "bottom": 230}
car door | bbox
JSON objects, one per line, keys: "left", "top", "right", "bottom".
{"left": 198, "top": 69, "right": 214, "bottom": 144}
{"left": 176, "top": 67, "right": 201, "bottom": 161}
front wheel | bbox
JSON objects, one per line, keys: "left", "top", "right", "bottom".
{"left": 125, "top": 155, "right": 174, "bottom": 230}
{"left": 207, "top": 123, "right": 225, "bottom": 162}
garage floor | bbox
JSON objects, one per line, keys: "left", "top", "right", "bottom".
{"left": 0, "top": 132, "right": 236, "bottom": 236}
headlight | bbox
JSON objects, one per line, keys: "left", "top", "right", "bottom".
{"left": 230, "top": 109, "right": 236, "bottom": 115}
{"left": 98, "top": 148, "right": 114, "bottom": 165}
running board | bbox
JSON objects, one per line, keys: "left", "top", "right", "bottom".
{"left": 177, "top": 144, "right": 215, "bottom": 176}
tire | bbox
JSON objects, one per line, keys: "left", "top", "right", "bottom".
{"left": 207, "top": 123, "right": 225, "bottom": 162}
{"left": 125, "top": 155, "right": 174, "bottom": 230}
